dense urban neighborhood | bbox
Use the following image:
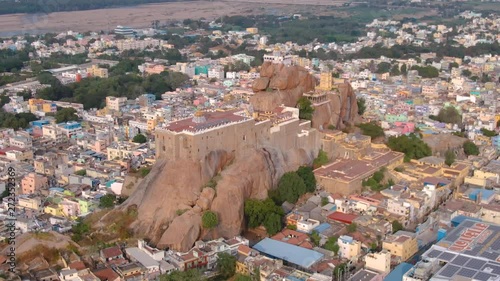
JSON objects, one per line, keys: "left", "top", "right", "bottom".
{"left": 0, "top": 4, "right": 499, "bottom": 281}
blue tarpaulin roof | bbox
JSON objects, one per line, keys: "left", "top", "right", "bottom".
{"left": 313, "top": 223, "right": 331, "bottom": 234}
{"left": 253, "top": 238, "right": 323, "bottom": 269}
{"left": 384, "top": 263, "right": 413, "bottom": 281}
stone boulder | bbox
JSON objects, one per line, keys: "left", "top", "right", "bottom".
{"left": 312, "top": 83, "right": 359, "bottom": 130}
{"left": 157, "top": 210, "right": 202, "bottom": 250}
{"left": 252, "top": 77, "right": 270, "bottom": 92}
{"left": 250, "top": 62, "right": 316, "bottom": 112}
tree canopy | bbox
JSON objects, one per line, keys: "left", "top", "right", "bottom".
{"left": 202, "top": 211, "right": 219, "bottom": 229}
{"left": 99, "top": 194, "right": 116, "bottom": 208}
{"left": 463, "top": 141, "right": 479, "bottom": 156}
{"left": 296, "top": 166, "right": 316, "bottom": 193}
{"left": 431, "top": 106, "right": 462, "bottom": 125}
{"left": 357, "top": 122, "right": 385, "bottom": 140}
{"left": 411, "top": 65, "right": 439, "bottom": 78}
{"left": 159, "top": 269, "right": 203, "bottom": 281}
{"left": 387, "top": 133, "right": 432, "bottom": 162}
{"left": 0, "top": 111, "right": 38, "bottom": 129}
{"left": 132, "top": 133, "right": 147, "bottom": 144}
{"left": 54, "top": 107, "right": 79, "bottom": 123}
{"left": 217, "top": 252, "right": 237, "bottom": 279}
{"left": 392, "top": 220, "right": 403, "bottom": 233}
{"left": 313, "top": 149, "right": 329, "bottom": 169}
{"left": 357, "top": 98, "right": 366, "bottom": 115}
{"left": 445, "top": 149, "right": 456, "bottom": 166}
{"left": 244, "top": 198, "right": 283, "bottom": 236}
{"left": 275, "top": 172, "right": 307, "bottom": 204}
{"left": 297, "top": 97, "right": 314, "bottom": 120}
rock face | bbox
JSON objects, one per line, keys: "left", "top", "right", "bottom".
{"left": 120, "top": 147, "right": 314, "bottom": 252}
{"left": 423, "top": 134, "right": 468, "bottom": 158}
{"left": 312, "top": 83, "right": 360, "bottom": 130}
{"left": 250, "top": 62, "right": 359, "bottom": 129}
{"left": 250, "top": 62, "right": 316, "bottom": 112}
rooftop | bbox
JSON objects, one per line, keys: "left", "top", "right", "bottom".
{"left": 161, "top": 109, "right": 250, "bottom": 134}
{"left": 350, "top": 269, "right": 379, "bottom": 281}
{"left": 253, "top": 238, "right": 324, "bottom": 269}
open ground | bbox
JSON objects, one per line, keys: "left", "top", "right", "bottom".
{"left": 0, "top": 0, "right": 354, "bottom": 35}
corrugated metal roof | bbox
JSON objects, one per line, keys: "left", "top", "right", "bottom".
{"left": 384, "top": 263, "right": 413, "bottom": 281}
{"left": 253, "top": 238, "right": 323, "bottom": 269}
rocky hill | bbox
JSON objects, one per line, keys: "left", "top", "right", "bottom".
{"left": 250, "top": 62, "right": 359, "bottom": 129}
{"left": 117, "top": 147, "right": 314, "bottom": 252}
{"left": 312, "top": 83, "right": 359, "bottom": 130}
{"left": 109, "top": 63, "right": 360, "bottom": 252}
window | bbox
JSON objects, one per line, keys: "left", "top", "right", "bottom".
{"left": 243, "top": 135, "right": 246, "bottom": 141}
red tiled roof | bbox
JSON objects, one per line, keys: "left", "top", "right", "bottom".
{"left": 101, "top": 246, "right": 122, "bottom": 259}
{"left": 327, "top": 212, "right": 358, "bottom": 224}
{"left": 93, "top": 267, "right": 120, "bottom": 281}
{"left": 238, "top": 245, "right": 252, "bottom": 256}
{"left": 165, "top": 109, "right": 247, "bottom": 133}
{"left": 68, "top": 261, "right": 86, "bottom": 270}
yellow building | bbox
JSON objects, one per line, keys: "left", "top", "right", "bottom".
{"left": 44, "top": 204, "right": 63, "bottom": 216}
{"left": 465, "top": 169, "right": 498, "bottom": 187}
{"left": 87, "top": 65, "right": 109, "bottom": 78}
{"left": 246, "top": 27, "right": 259, "bottom": 34}
{"left": 383, "top": 231, "right": 418, "bottom": 262}
{"left": 365, "top": 250, "right": 391, "bottom": 274}
{"left": 317, "top": 72, "right": 333, "bottom": 91}
{"left": 18, "top": 197, "right": 42, "bottom": 211}
{"left": 147, "top": 118, "right": 158, "bottom": 132}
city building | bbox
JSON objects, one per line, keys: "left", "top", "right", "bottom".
{"left": 383, "top": 231, "right": 418, "bottom": 262}
{"left": 87, "top": 64, "right": 109, "bottom": 78}
{"left": 21, "top": 173, "right": 48, "bottom": 194}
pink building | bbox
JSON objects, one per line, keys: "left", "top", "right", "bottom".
{"left": 393, "top": 122, "right": 415, "bottom": 134}
{"left": 145, "top": 64, "right": 166, "bottom": 75}
{"left": 21, "top": 173, "right": 48, "bottom": 194}
{"left": 60, "top": 199, "right": 80, "bottom": 217}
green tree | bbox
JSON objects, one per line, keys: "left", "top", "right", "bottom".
{"left": 132, "top": 133, "right": 147, "bottom": 144}
{"left": 71, "top": 219, "right": 90, "bottom": 242}
{"left": 99, "top": 194, "right": 116, "bottom": 208}
{"left": 333, "top": 263, "right": 347, "bottom": 279}
{"left": 202, "top": 211, "right": 219, "bottom": 229}
{"left": 217, "top": 252, "right": 237, "bottom": 279}
{"left": 296, "top": 166, "right": 316, "bottom": 193}
{"left": 159, "top": 269, "right": 203, "bottom": 281}
{"left": 357, "top": 122, "right": 385, "bottom": 140}
{"left": 244, "top": 198, "right": 283, "bottom": 235}
{"left": 54, "top": 107, "right": 79, "bottom": 123}
{"left": 276, "top": 172, "right": 307, "bottom": 204}
{"left": 75, "top": 169, "right": 86, "bottom": 176}
{"left": 436, "top": 106, "right": 462, "bottom": 125}
{"left": 321, "top": 197, "right": 329, "bottom": 206}
{"left": 346, "top": 223, "right": 357, "bottom": 233}
{"left": 323, "top": 236, "right": 338, "bottom": 252}
{"left": 357, "top": 98, "right": 366, "bottom": 115}
{"left": 313, "top": 149, "right": 329, "bottom": 169}
{"left": 462, "top": 69, "right": 472, "bottom": 77}
{"left": 287, "top": 224, "right": 297, "bottom": 230}
{"left": 263, "top": 212, "right": 282, "bottom": 236}
{"left": 376, "top": 62, "right": 391, "bottom": 73}
{"left": 481, "top": 128, "right": 498, "bottom": 137}
{"left": 463, "top": 141, "right": 479, "bottom": 156}
{"left": 392, "top": 220, "right": 403, "bottom": 233}
{"left": 401, "top": 64, "right": 407, "bottom": 75}
{"left": 297, "top": 97, "right": 314, "bottom": 120}
{"left": 445, "top": 149, "right": 456, "bottom": 166}
{"left": 310, "top": 231, "right": 321, "bottom": 246}
{"left": 387, "top": 133, "right": 432, "bottom": 161}
{"left": 390, "top": 64, "right": 401, "bottom": 76}
{"left": 411, "top": 65, "right": 439, "bottom": 78}
{"left": 235, "top": 274, "right": 252, "bottom": 281}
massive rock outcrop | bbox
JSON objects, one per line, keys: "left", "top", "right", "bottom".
{"left": 250, "top": 62, "right": 316, "bottom": 111}
{"left": 312, "top": 83, "right": 360, "bottom": 130}
{"left": 251, "top": 62, "right": 359, "bottom": 129}
{"left": 118, "top": 146, "right": 314, "bottom": 252}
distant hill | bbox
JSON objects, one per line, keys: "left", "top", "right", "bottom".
{"left": 0, "top": 0, "right": 181, "bottom": 15}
